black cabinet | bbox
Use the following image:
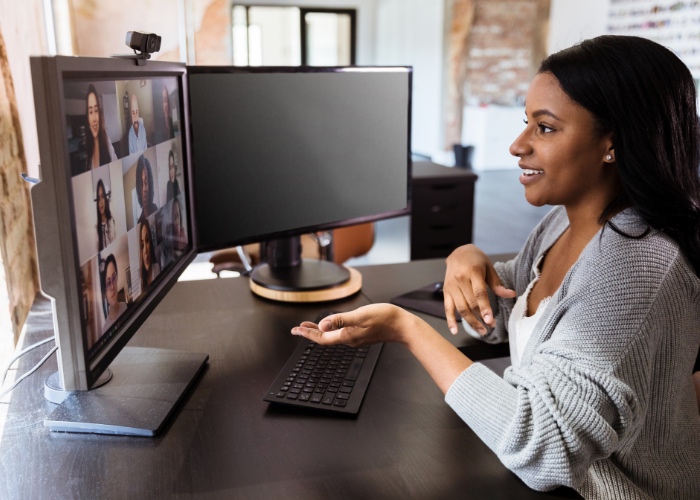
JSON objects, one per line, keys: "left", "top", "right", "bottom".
{"left": 410, "top": 161, "right": 477, "bottom": 260}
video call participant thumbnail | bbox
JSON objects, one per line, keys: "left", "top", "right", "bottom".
{"left": 128, "top": 93, "right": 148, "bottom": 155}
{"left": 101, "top": 253, "right": 127, "bottom": 332}
{"left": 136, "top": 155, "right": 158, "bottom": 224}
{"left": 86, "top": 83, "right": 117, "bottom": 170}
{"left": 95, "top": 179, "right": 116, "bottom": 251}
{"left": 139, "top": 221, "right": 161, "bottom": 291}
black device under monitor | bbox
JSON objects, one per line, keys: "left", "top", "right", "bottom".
{"left": 30, "top": 55, "right": 207, "bottom": 436}
{"left": 187, "top": 66, "right": 412, "bottom": 297}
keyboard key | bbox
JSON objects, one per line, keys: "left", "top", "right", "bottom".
{"left": 336, "top": 392, "right": 350, "bottom": 400}
{"left": 333, "top": 399, "right": 347, "bottom": 407}
{"left": 339, "top": 386, "right": 352, "bottom": 394}
{"left": 310, "top": 393, "right": 323, "bottom": 403}
{"left": 345, "top": 358, "right": 364, "bottom": 381}
{"left": 322, "top": 393, "right": 334, "bottom": 405}
{"left": 299, "top": 393, "right": 311, "bottom": 401}
{"left": 287, "top": 393, "right": 298, "bottom": 400}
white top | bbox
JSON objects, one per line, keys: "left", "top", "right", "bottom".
{"left": 508, "top": 254, "right": 551, "bottom": 368}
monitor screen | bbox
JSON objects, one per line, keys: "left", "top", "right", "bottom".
{"left": 187, "top": 67, "right": 411, "bottom": 252}
{"left": 64, "top": 76, "right": 189, "bottom": 354}
{"left": 30, "top": 56, "right": 196, "bottom": 394}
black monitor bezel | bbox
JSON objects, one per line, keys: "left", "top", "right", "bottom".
{"left": 186, "top": 65, "right": 413, "bottom": 253}
{"left": 30, "top": 56, "right": 198, "bottom": 390}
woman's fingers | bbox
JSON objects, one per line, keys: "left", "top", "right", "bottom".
{"left": 444, "top": 280, "right": 488, "bottom": 335}
{"left": 468, "top": 275, "right": 494, "bottom": 327}
{"left": 443, "top": 293, "right": 460, "bottom": 334}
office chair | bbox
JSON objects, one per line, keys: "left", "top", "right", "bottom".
{"left": 209, "top": 222, "right": 375, "bottom": 276}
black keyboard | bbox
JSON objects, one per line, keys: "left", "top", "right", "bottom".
{"left": 263, "top": 339, "right": 383, "bottom": 415}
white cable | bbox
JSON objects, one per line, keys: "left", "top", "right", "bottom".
{"left": 0, "top": 345, "right": 58, "bottom": 401}
{"left": 1, "top": 336, "right": 55, "bottom": 386}
{"left": 235, "top": 245, "right": 254, "bottom": 273}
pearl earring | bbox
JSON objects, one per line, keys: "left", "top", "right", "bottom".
{"left": 605, "top": 155, "right": 613, "bottom": 161}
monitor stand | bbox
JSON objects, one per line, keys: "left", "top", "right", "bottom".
{"left": 44, "top": 346, "right": 208, "bottom": 437}
{"left": 249, "top": 236, "right": 362, "bottom": 302}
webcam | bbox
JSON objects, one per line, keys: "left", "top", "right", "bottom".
{"left": 126, "top": 31, "right": 161, "bottom": 56}
{"left": 113, "top": 31, "right": 161, "bottom": 65}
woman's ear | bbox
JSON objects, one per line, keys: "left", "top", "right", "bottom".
{"left": 603, "top": 132, "right": 615, "bottom": 163}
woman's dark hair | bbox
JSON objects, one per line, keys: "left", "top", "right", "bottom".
{"left": 139, "top": 222, "right": 156, "bottom": 289}
{"left": 101, "top": 253, "right": 118, "bottom": 294}
{"left": 135, "top": 155, "right": 154, "bottom": 209}
{"left": 95, "top": 179, "right": 112, "bottom": 251}
{"left": 85, "top": 84, "right": 112, "bottom": 168}
{"left": 540, "top": 35, "right": 700, "bottom": 275}
{"left": 168, "top": 149, "right": 175, "bottom": 169}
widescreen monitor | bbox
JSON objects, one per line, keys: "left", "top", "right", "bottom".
{"left": 188, "top": 66, "right": 412, "bottom": 296}
{"left": 30, "top": 56, "right": 207, "bottom": 436}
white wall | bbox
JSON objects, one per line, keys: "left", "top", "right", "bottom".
{"left": 375, "top": 0, "right": 444, "bottom": 158}
{"left": 0, "top": 0, "right": 49, "bottom": 179}
{"left": 548, "top": 0, "right": 609, "bottom": 53}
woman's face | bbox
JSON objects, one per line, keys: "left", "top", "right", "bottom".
{"left": 105, "top": 261, "right": 117, "bottom": 306}
{"left": 97, "top": 185, "right": 106, "bottom": 216}
{"left": 88, "top": 92, "right": 99, "bottom": 139}
{"left": 140, "top": 225, "right": 151, "bottom": 271}
{"left": 140, "top": 168, "right": 150, "bottom": 206}
{"left": 509, "top": 72, "right": 617, "bottom": 210}
{"left": 169, "top": 157, "right": 175, "bottom": 182}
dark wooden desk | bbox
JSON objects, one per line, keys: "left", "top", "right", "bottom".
{"left": 0, "top": 259, "right": 577, "bottom": 499}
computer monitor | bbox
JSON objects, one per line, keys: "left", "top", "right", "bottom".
{"left": 187, "top": 66, "right": 412, "bottom": 299}
{"left": 30, "top": 55, "right": 208, "bottom": 436}
{"left": 29, "top": 58, "right": 411, "bottom": 434}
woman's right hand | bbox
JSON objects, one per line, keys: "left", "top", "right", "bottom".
{"left": 444, "top": 244, "right": 516, "bottom": 336}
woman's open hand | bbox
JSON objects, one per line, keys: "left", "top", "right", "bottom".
{"left": 291, "top": 304, "right": 412, "bottom": 347}
{"left": 444, "top": 244, "right": 516, "bottom": 335}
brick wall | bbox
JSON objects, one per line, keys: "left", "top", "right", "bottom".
{"left": 445, "top": 0, "right": 549, "bottom": 147}
{"left": 0, "top": 31, "right": 39, "bottom": 343}
{"left": 465, "top": 1, "right": 537, "bottom": 106}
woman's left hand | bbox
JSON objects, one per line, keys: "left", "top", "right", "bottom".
{"left": 291, "top": 304, "right": 412, "bottom": 347}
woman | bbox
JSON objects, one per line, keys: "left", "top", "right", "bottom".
{"left": 94, "top": 179, "right": 116, "bottom": 251}
{"left": 292, "top": 36, "right": 700, "bottom": 497}
{"left": 136, "top": 155, "right": 158, "bottom": 223}
{"left": 139, "top": 221, "right": 160, "bottom": 291}
{"left": 101, "top": 254, "right": 127, "bottom": 332}
{"left": 85, "top": 84, "right": 117, "bottom": 170}
{"left": 170, "top": 198, "right": 186, "bottom": 253}
{"left": 166, "top": 149, "right": 180, "bottom": 202}
{"left": 162, "top": 85, "right": 175, "bottom": 140}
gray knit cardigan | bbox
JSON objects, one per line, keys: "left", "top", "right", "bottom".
{"left": 445, "top": 206, "right": 700, "bottom": 499}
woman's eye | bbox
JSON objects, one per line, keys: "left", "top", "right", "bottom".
{"left": 538, "top": 124, "right": 554, "bottom": 134}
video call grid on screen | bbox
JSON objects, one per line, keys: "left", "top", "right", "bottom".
{"left": 63, "top": 75, "right": 190, "bottom": 356}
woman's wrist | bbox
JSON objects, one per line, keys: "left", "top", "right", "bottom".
{"left": 395, "top": 308, "right": 434, "bottom": 348}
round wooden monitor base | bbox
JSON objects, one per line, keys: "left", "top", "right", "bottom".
{"left": 249, "top": 266, "right": 362, "bottom": 303}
